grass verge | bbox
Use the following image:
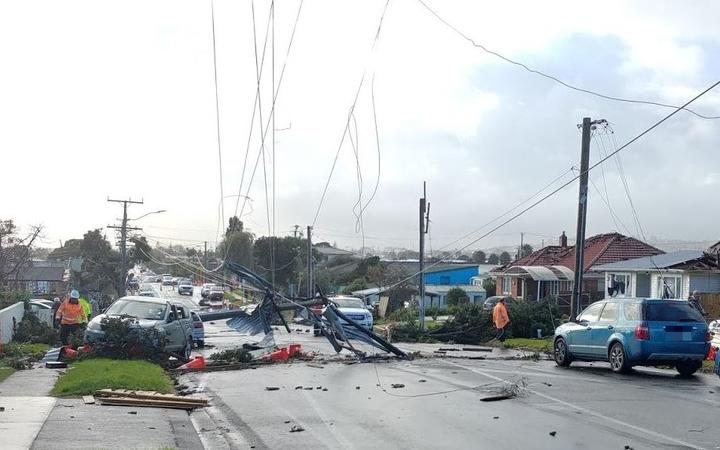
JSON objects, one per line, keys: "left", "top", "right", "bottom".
{"left": 0, "top": 365, "right": 15, "bottom": 383}
{"left": 51, "top": 358, "right": 174, "bottom": 397}
{"left": 1, "top": 342, "right": 50, "bottom": 360}
{"left": 504, "top": 338, "right": 552, "bottom": 352}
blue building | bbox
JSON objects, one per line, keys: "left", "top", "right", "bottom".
{"left": 423, "top": 265, "right": 479, "bottom": 286}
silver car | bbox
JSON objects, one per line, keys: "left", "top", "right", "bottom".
{"left": 85, "top": 296, "right": 195, "bottom": 358}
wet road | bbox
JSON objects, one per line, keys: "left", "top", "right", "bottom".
{"left": 165, "top": 289, "right": 720, "bottom": 449}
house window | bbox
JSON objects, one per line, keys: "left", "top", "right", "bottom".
{"left": 559, "top": 281, "right": 573, "bottom": 292}
{"left": 606, "top": 273, "right": 631, "bottom": 298}
{"left": 502, "top": 277, "right": 511, "bottom": 295}
{"left": 657, "top": 275, "right": 682, "bottom": 299}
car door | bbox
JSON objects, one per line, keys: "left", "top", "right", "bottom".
{"left": 569, "top": 302, "right": 605, "bottom": 356}
{"left": 162, "top": 304, "right": 183, "bottom": 351}
{"left": 590, "top": 302, "right": 618, "bottom": 358}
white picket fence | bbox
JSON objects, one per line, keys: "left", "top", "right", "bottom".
{"left": 0, "top": 302, "right": 25, "bottom": 344}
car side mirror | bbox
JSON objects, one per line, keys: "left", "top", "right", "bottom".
{"left": 577, "top": 319, "right": 588, "bottom": 326}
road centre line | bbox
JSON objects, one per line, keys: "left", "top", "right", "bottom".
{"left": 444, "top": 360, "right": 707, "bottom": 450}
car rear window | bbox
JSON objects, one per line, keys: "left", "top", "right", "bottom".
{"left": 644, "top": 302, "right": 704, "bottom": 322}
{"left": 623, "top": 303, "right": 642, "bottom": 321}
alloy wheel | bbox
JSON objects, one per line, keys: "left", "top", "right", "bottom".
{"left": 610, "top": 345, "right": 623, "bottom": 371}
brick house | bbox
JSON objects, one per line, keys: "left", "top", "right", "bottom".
{"left": 491, "top": 232, "right": 663, "bottom": 308}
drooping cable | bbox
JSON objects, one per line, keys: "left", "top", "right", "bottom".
{"left": 416, "top": 0, "right": 720, "bottom": 120}
{"left": 210, "top": 0, "right": 226, "bottom": 243}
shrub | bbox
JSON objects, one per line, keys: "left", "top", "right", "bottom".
{"left": 387, "top": 306, "right": 418, "bottom": 323}
{"left": 446, "top": 288, "right": 468, "bottom": 307}
{"left": 12, "top": 312, "right": 58, "bottom": 345}
{"left": 429, "top": 304, "right": 495, "bottom": 344}
{"left": 87, "top": 316, "right": 168, "bottom": 361}
{"left": 506, "top": 300, "right": 560, "bottom": 338}
{"left": 209, "top": 348, "right": 253, "bottom": 363}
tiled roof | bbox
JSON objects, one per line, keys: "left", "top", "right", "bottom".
{"left": 500, "top": 233, "right": 663, "bottom": 273}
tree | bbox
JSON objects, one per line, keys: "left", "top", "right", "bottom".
{"left": 472, "top": 250, "right": 486, "bottom": 264}
{"left": 482, "top": 278, "right": 496, "bottom": 297}
{"left": 457, "top": 254, "right": 471, "bottom": 262}
{"left": 128, "top": 236, "right": 152, "bottom": 265}
{"left": 253, "top": 236, "right": 314, "bottom": 293}
{"left": 0, "top": 220, "right": 42, "bottom": 283}
{"left": 520, "top": 244, "right": 534, "bottom": 258}
{"left": 69, "top": 229, "right": 122, "bottom": 300}
{"left": 499, "top": 251, "right": 512, "bottom": 265}
{"left": 487, "top": 253, "right": 499, "bottom": 265}
{"left": 446, "top": 287, "right": 468, "bottom": 307}
{"left": 217, "top": 217, "right": 254, "bottom": 268}
{"left": 344, "top": 277, "right": 368, "bottom": 294}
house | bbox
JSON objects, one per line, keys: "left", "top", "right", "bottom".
{"left": 421, "top": 284, "right": 487, "bottom": 309}
{"left": 491, "top": 232, "right": 663, "bottom": 307}
{"left": 313, "top": 242, "right": 355, "bottom": 262}
{"left": 4, "top": 264, "right": 69, "bottom": 296}
{"left": 594, "top": 250, "right": 720, "bottom": 299}
{"left": 423, "top": 264, "right": 479, "bottom": 285}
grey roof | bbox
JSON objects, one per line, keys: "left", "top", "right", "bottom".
{"left": 313, "top": 246, "right": 355, "bottom": 256}
{"left": 7, "top": 266, "right": 66, "bottom": 281}
{"left": 593, "top": 250, "right": 704, "bottom": 271}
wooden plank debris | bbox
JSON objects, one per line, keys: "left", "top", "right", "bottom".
{"left": 82, "top": 396, "right": 95, "bottom": 405}
{"left": 94, "top": 389, "right": 209, "bottom": 410}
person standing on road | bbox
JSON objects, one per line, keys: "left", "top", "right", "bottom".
{"left": 79, "top": 289, "right": 92, "bottom": 322}
{"left": 492, "top": 298, "right": 510, "bottom": 349}
{"left": 56, "top": 289, "right": 87, "bottom": 346}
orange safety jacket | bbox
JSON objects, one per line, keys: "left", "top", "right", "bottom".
{"left": 56, "top": 301, "right": 86, "bottom": 325}
{"left": 492, "top": 302, "right": 509, "bottom": 329}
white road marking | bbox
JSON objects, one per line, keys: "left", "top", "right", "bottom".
{"left": 445, "top": 360, "right": 707, "bottom": 450}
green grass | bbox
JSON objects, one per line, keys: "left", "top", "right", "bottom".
{"left": 51, "top": 358, "right": 174, "bottom": 397}
{"left": 1, "top": 342, "right": 50, "bottom": 360}
{"left": 504, "top": 338, "right": 552, "bottom": 352}
{"left": 0, "top": 365, "right": 16, "bottom": 383}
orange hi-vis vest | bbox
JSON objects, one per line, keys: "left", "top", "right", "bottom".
{"left": 56, "top": 301, "right": 86, "bottom": 325}
{"left": 492, "top": 302, "right": 509, "bottom": 329}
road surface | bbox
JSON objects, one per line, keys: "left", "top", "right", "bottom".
{"left": 158, "top": 285, "right": 720, "bottom": 449}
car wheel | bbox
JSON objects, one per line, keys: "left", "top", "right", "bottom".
{"left": 676, "top": 361, "right": 700, "bottom": 377}
{"left": 554, "top": 338, "right": 572, "bottom": 367}
{"left": 609, "top": 342, "right": 631, "bottom": 373}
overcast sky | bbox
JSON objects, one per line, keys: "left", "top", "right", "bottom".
{"left": 1, "top": 0, "right": 719, "bottom": 254}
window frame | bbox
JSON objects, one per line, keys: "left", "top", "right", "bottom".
{"left": 656, "top": 274, "right": 682, "bottom": 299}
{"left": 502, "top": 276, "right": 512, "bottom": 295}
{"left": 606, "top": 272, "right": 632, "bottom": 298}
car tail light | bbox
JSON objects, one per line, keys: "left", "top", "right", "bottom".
{"left": 194, "top": 322, "right": 203, "bottom": 329}
{"left": 634, "top": 322, "right": 650, "bottom": 340}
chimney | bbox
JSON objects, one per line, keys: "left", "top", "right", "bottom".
{"left": 560, "top": 231, "right": 568, "bottom": 248}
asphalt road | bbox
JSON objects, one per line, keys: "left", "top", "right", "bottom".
{"left": 159, "top": 285, "right": 720, "bottom": 449}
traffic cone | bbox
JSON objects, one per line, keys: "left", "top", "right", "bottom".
{"left": 288, "top": 343, "right": 302, "bottom": 357}
{"left": 178, "top": 355, "right": 206, "bottom": 370}
{"left": 269, "top": 347, "right": 289, "bottom": 362}
{"left": 62, "top": 346, "right": 77, "bottom": 359}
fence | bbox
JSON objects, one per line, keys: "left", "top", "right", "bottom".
{"left": 0, "top": 302, "right": 25, "bottom": 344}
{"left": 700, "top": 293, "right": 720, "bottom": 320}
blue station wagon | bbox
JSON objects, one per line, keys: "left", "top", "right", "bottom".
{"left": 554, "top": 298, "right": 710, "bottom": 376}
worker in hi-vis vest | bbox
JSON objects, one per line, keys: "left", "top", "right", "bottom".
{"left": 55, "top": 289, "right": 87, "bottom": 346}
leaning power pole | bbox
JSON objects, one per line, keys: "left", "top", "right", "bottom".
{"left": 571, "top": 118, "right": 604, "bottom": 320}
{"left": 107, "top": 197, "right": 143, "bottom": 296}
{"left": 306, "top": 225, "right": 313, "bottom": 297}
{"left": 418, "top": 182, "right": 429, "bottom": 331}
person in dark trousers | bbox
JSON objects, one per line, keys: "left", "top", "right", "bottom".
{"left": 55, "top": 289, "right": 87, "bottom": 346}
{"left": 492, "top": 297, "right": 510, "bottom": 349}
{"left": 50, "top": 297, "right": 61, "bottom": 329}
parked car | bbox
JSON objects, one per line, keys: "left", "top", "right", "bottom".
{"left": 84, "top": 296, "right": 194, "bottom": 358}
{"left": 177, "top": 279, "right": 194, "bottom": 296}
{"left": 200, "top": 283, "right": 216, "bottom": 298}
{"left": 170, "top": 277, "right": 179, "bottom": 287}
{"left": 313, "top": 296, "right": 373, "bottom": 336}
{"left": 208, "top": 286, "right": 225, "bottom": 302}
{"left": 190, "top": 311, "right": 205, "bottom": 348}
{"left": 553, "top": 298, "right": 710, "bottom": 376}
{"left": 482, "top": 296, "right": 517, "bottom": 311}
{"left": 29, "top": 299, "right": 54, "bottom": 308}
{"left": 161, "top": 275, "right": 174, "bottom": 286}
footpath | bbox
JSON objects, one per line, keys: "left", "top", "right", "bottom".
{"left": 0, "top": 365, "right": 203, "bottom": 450}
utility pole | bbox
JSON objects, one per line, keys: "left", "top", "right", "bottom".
{"left": 293, "top": 224, "right": 300, "bottom": 239}
{"left": 571, "top": 118, "right": 603, "bottom": 320}
{"left": 518, "top": 232, "right": 525, "bottom": 260}
{"left": 203, "top": 241, "right": 208, "bottom": 283}
{"left": 419, "top": 182, "right": 429, "bottom": 331}
{"left": 306, "top": 226, "right": 313, "bottom": 297}
{"left": 107, "top": 198, "right": 143, "bottom": 296}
